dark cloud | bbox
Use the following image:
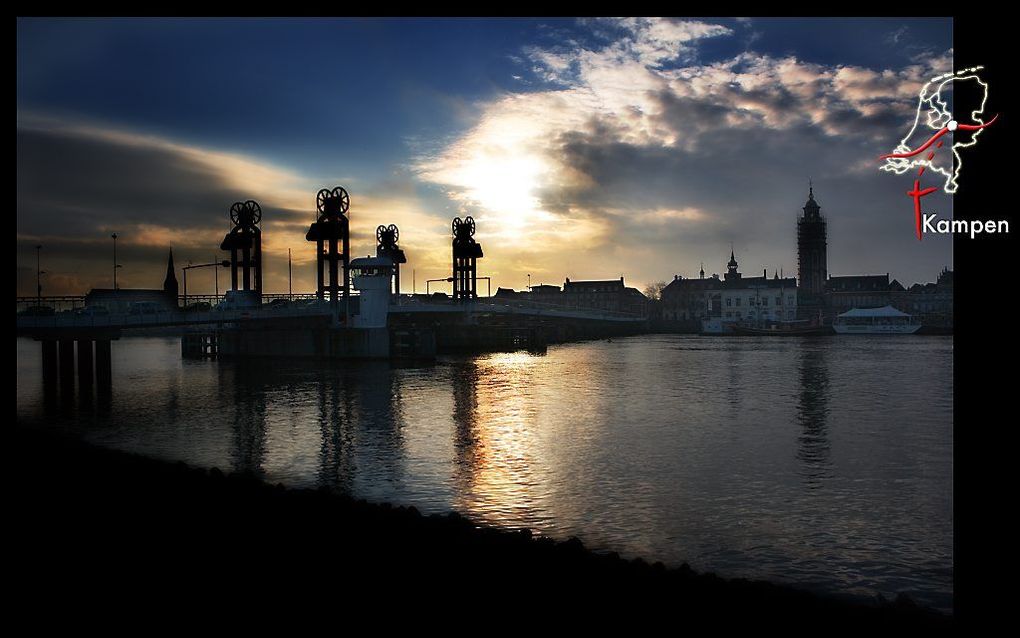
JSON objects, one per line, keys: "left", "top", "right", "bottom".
{"left": 16, "top": 124, "right": 314, "bottom": 295}
{"left": 18, "top": 127, "right": 244, "bottom": 236}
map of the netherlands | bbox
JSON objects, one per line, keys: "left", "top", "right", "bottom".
{"left": 879, "top": 66, "right": 995, "bottom": 194}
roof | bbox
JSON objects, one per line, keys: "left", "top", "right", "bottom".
{"left": 827, "top": 274, "right": 890, "bottom": 292}
{"left": 722, "top": 276, "right": 797, "bottom": 289}
{"left": 662, "top": 275, "right": 796, "bottom": 295}
{"left": 350, "top": 256, "right": 395, "bottom": 268}
{"left": 838, "top": 305, "right": 910, "bottom": 318}
{"left": 564, "top": 278, "right": 625, "bottom": 290}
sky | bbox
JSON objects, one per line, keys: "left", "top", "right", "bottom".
{"left": 16, "top": 17, "right": 954, "bottom": 296}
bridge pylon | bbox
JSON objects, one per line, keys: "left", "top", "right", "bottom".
{"left": 306, "top": 187, "right": 351, "bottom": 321}
{"left": 451, "top": 216, "right": 483, "bottom": 300}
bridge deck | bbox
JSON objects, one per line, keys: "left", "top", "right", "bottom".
{"left": 17, "top": 298, "right": 644, "bottom": 334}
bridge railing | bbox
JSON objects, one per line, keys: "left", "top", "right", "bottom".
{"left": 16, "top": 302, "right": 338, "bottom": 330}
{"left": 16, "top": 296, "right": 86, "bottom": 314}
{"left": 390, "top": 294, "right": 645, "bottom": 322}
{"left": 16, "top": 292, "right": 337, "bottom": 315}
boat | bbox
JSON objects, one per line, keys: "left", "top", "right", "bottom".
{"left": 832, "top": 305, "right": 921, "bottom": 334}
{"left": 732, "top": 319, "right": 832, "bottom": 336}
{"left": 702, "top": 316, "right": 831, "bottom": 336}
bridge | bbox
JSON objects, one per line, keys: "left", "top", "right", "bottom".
{"left": 17, "top": 294, "right": 643, "bottom": 335}
{"left": 19, "top": 185, "right": 649, "bottom": 398}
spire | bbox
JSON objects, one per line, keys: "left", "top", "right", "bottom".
{"left": 725, "top": 246, "right": 740, "bottom": 281}
{"left": 803, "top": 182, "right": 821, "bottom": 218}
{"left": 699, "top": 262, "right": 705, "bottom": 279}
{"left": 163, "top": 246, "right": 179, "bottom": 295}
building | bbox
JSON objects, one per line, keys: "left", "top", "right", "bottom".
{"left": 84, "top": 248, "right": 179, "bottom": 312}
{"left": 825, "top": 274, "right": 902, "bottom": 315}
{"left": 660, "top": 251, "right": 797, "bottom": 330}
{"left": 892, "top": 267, "right": 953, "bottom": 329}
{"left": 562, "top": 277, "right": 647, "bottom": 316}
{"left": 494, "top": 279, "right": 647, "bottom": 317}
{"left": 660, "top": 264, "right": 717, "bottom": 326}
{"left": 824, "top": 268, "right": 952, "bottom": 328}
{"left": 712, "top": 251, "right": 798, "bottom": 324}
{"left": 797, "top": 185, "right": 827, "bottom": 315}
{"left": 528, "top": 284, "right": 563, "bottom": 306}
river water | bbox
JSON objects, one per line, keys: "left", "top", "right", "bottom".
{"left": 16, "top": 334, "right": 953, "bottom": 611}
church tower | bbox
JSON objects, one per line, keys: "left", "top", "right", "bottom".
{"left": 797, "top": 184, "right": 827, "bottom": 302}
{"left": 724, "top": 248, "right": 741, "bottom": 281}
{"left": 163, "top": 247, "right": 179, "bottom": 303}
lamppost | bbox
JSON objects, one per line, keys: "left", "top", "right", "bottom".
{"left": 527, "top": 273, "right": 531, "bottom": 291}
{"left": 426, "top": 277, "right": 453, "bottom": 295}
{"left": 477, "top": 276, "right": 492, "bottom": 298}
{"left": 111, "top": 233, "right": 122, "bottom": 290}
{"left": 183, "top": 260, "right": 230, "bottom": 309}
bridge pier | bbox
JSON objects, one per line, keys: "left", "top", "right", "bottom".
{"left": 41, "top": 340, "right": 58, "bottom": 404}
{"left": 77, "top": 340, "right": 94, "bottom": 391}
{"left": 95, "top": 339, "right": 112, "bottom": 388}
{"left": 58, "top": 339, "right": 75, "bottom": 398}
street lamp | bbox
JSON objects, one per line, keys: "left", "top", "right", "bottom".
{"left": 477, "top": 276, "right": 492, "bottom": 298}
{"left": 426, "top": 277, "right": 454, "bottom": 295}
{"left": 35, "top": 245, "right": 45, "bottom": 306}
{"left": 183, "top": 260, "right": 231, "bottom": 308}
{"left": 111, "top": 233, "right": 122, "bottom": 290}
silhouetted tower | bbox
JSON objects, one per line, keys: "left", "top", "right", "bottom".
{"left": 306, "top": 187, "right": 351, "bottom": 318}
{"left": 451, "top": 216, "right": 483, "bottom": 300}
{"left": 797, "top": 184, "right": 827, "bottom": 303}
{"left": 219, "top": 200, "right": 263, "bottom": 297}
{"left": 375, "top": 224, "right": 407, "bottom": 295}
{"left": 163, "top": 247, "right": 179, "bottom": 305}
{"left": 724, "top": 247, "right": 741, "bottom": 281}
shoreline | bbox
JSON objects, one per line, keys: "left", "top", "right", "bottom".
{"left": 11, "top": 425, "right": 951, "bottom": 625}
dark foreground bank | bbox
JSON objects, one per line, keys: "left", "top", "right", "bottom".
{"left": 11, "top": 426, "right": 950, "bottom": 627}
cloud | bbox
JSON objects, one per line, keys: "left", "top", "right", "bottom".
{"left": 414, "top": 17, "right": 954, "bottom": 289}
{"left": 17, "top": 19, "right": 956, "bottom": 296}
{"left": 16, "top": 116, "right": 448, "bottom": 295}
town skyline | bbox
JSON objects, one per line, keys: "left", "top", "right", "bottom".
{"left": 17, "top": 17, "right": 954, "bottom": 297}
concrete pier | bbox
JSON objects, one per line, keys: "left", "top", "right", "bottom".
{"left": 58, "top": 339, "right": 75, "bottom": 398}
{"left": 95, "top": 339, "right": 112, "bottom": 388}
{"left": 41, "top": 340, "right": 58, "bottom": 401}
{"left": 216, "top": 316, "right": 401, "bottom": 359}
{"left": 77, "top": 339, "right": 94, "bottom": 391}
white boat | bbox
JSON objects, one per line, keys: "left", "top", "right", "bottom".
{"left": 832, "top": 305, "right": 921, "bottom": 334}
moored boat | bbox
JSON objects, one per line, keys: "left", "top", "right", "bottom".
{"left": 732, "top": 320, "right": 832, "bottom": 336}
{"left": 832, "top": 305, "right": 921, "bottom": 334}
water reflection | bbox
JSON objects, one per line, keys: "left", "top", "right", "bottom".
{"left": 795, "top": 342, "right": 832, "bottom": 485}
{"left": 316, "top": 367, "right": 354, "bottom": 492}
{"left": 15, "top": 335, "right": 954, "bottom": 611}
{"left": 451, "top": 353, "right": 546, "bottom": 530}
{"left": 223, "top": 363, "right": 267, "bottom": 476}
{"left": 349, "top": 362, "right": 407, "bottom": 498}
{"left": 451, "top": 358, "right": 480, "bottom": 497}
